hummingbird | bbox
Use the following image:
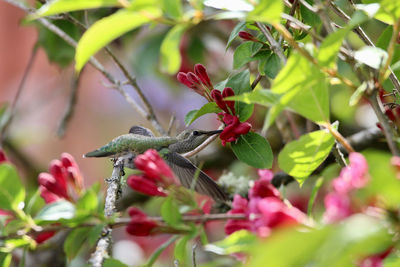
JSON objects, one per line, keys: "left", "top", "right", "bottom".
{"left": 84, "top": 126, "right": 228, "bottom": 201}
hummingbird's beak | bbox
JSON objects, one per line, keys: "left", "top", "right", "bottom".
{"left": 202, "top": 129, "right": 223, "bottom": 135}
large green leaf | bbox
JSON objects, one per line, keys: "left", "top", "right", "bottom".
{"left": 204, "top": 230, "right": 257, "bottom": 255}
{"left": 184, "top": 102, "right": 220, "bottom": 126}
{"left": 226, "top": 89, "right": 279, "bottom": 106}
{"left": 35, "top": 200, "right": 75, "bottom": 222}
{"left": 247, "top": 0, "right": 283, "bottom": 24}
{"left": 233, "top": 42, "right": 254, "bottom": 69}
{"left": 160, "top": 24, "right": 188, "bottom": 74}
{"left": 278, "top": 129, "right": 335, "bottom": 185}
{"left": 76, "top": 184, "right": 99, "bottom": 213}
{"left": 75, "top": 8, "right": 161, "bottom": 72}
{"left": 266, "top": 52, "right": 330, "bottom": 128}
{"left": 64, "top": 227, "right": 91, "bottom": 260}
{"left": 226, "top": 21, "right": 246, "bottom": 50}
{"left": 231, "top": 132, "right": 273, "bottom": 169}
{"left": 0, "top": 164, "right": 25, "bottom": 211}
{"left": 33, "top": 0, "right": 121, "bottom": 18}
{"left": 160, "top": 196, "right": 181, "bottom": 226}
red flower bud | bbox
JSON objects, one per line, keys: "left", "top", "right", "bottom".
{"left": 194, "top": 64, "right": 213, "bottom": 88}
{"left": 385, "top": 108, "right": 396, "bottom": 122}
{"left": 126, "top": 207, "right": 159, "bottom": 236}
{"left": 238, "top": 31, "right": 257, "bottom": 42}
{"left": 186, "top": 72, "right": 201, "bottom": 85}
{"left": 39, "top": 185, "right": 62, "bottom": 204}
{"left": 177, "top": 72, "right": 193, "bottom": 88}
{"left": 127, "top": 175, "right": 167, "bottom": 197}
{"left": 222, "top": 87, "right": 235, "bottom": 114}
{"left": 0, "top": 149, "right": 7, "bottom": 163}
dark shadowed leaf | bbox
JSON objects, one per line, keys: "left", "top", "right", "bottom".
{"left": 64, "top": 227, "right": 90, "bottom": 260}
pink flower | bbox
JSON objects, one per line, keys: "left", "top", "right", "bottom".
{"left": 211, "top": 88, "right": 236, "bottom": 114}
{"left": 177, "top": 64, "right": 214, "bottom": 99}
{"left": 126, "top": 207, "right": 159, "bottom": 236}
{"left": 249, "top": 176, "right": 280, "bottom": 199}
{"left": 35, "top": 231, "right": 56, "bottom": 244}
{"left": 332, "top": 152, "right": 369, "bottom": 194}
{"left": 219, "top": 113, "right": 251, "bottom": 146}
{"left": 194, "top": 64, "right": 212, "bottom": 88}
{"left": 38, "top": 153, "right": 84, "bottom": 204}
{"left": 127, "top": 175, "right": 167, "bottom": 197}
{"left": 323, "top": 192, "right": 352, "bottom": 223}
{"left": 0, "top": 149, "right": 7, "bottom": 163}
{"left": 257, "top": 169, "right": 274, "bottom": 182}
{"left": 134, "top": 149, "right": 176, "bottom": 183}
{"left": 225, "top": 195, "right": 251, "bottom": 235}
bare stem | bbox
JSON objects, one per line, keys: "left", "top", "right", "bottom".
{"left": 256, "top": 22, "right": 287, "bottom": 65}
{"left": 89, "top": 158, "right": 124, "bottom": 267}
{"left": 325, "top": 123, "right": 355, "bottom": 153}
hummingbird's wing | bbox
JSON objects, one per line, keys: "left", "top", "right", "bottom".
{"left": 128, "top": 126, "right": 154, "bottom": 137}
{"left": 164, "top": 152, "right": 229, "bottom": 202}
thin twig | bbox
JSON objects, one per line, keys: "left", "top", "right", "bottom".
{"left": 57, "top": 71, "right": 81, "bottom": 137}
{"left": 251, "top": 74, "right": 262, "bottom": 89}
{"left": 5, "top": 0, "right": 166, "bottom": 136}
{"left": 89, "top": 158, "right": 124, "bottom": 267}
{"left": 0, "top": 46, "right": 38, "bottom": 144}
{"left": 181, "top": 134, "right": 219, "bottom": 158}
{"left": 256, "top": 22, "right": 287, "bottom": 65}
{"left": 192, "top": 243, "right": 197, "bottom": 267}
{"left": 325, "top": 123, "right": 355, "bottom": 153}
{"left": 167, "top": 114, "right": 176, "bottom": 135}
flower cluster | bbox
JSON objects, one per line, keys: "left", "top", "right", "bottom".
{"left": 127, "top": 149, "right": 179, "bottom": 197}
{"left": 38, "top": 153, "right": 84, "bottom": 204}
{"left": 126, "top": 207, "right": 159, "bottom": 236}
{"left": 177, "top": 64, "right": 251, "bottom": 146}
{"left": 225, "top": 170, "right": 305, "bottom": 237}
{"left": 323, "top": 152, "right": 369, "bottom": 223}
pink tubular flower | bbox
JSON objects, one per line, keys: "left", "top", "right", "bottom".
{"left": 194, "top": 64, "right": 212, "bottom": 88}
{"left": 38, "top": 153, "right": 84, "bottom": 204}
{"left": 134, "top": 149, "right": 176, "bottom": 183}
{"left": 219, "top": 113, "right": 251, "bottom": 146}
{"left": 211, "top": 88, "right": 235, "bottom": 114}
{"left": 225, "top": 195, "right": 251, "bottom": 235}
{"left": 323, "top": 192, "right": 352, "bottom": 223}
{"left": 126, "top": 207, "right": 159, "bottom": 236}
{"left": 249, "top": 176, "right": 280, "bottom": 199}
{"left": 257, "top": 169, "right": 274, "bottom": 182}
{"left": 35, "top": 231, "right": 56, "bottom": 244}
{"left": 127, "top": 175, "right": 167, "bottom": 197}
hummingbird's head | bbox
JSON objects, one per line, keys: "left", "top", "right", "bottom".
{"left": 171, "top": 129, "right": 222, "bottom": 153}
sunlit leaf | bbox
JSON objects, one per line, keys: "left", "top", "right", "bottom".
{"left": 160, "top": 24, "right": 188, "bottom": 74}
{"left": 75, "top": 8, "right": 161, "bottom": 72}
{"left": 247, "top": 0, "right": 283, "bottom": 24}
{"left": 225, "top": 89, "right": 279, "bottom": 106}
{"left": 161, "top": 196, "right": 181, "bottom": 226}
{"left": 0, "top": 164, "right": 25, "bottom": 211}
{"left": 204, "top": 0, "right": 254, "bottom": 11}
{"left": 354, "top": 46, "right": 388, "bottom": 69}
{"left": 205, "top": 230, "right": 256, "bottom": 255}
{"left": 162, "top": 0, "right": 183, "bottom": 19}
{"left": 278, "top": 129, "right": 335, "bottom": 185}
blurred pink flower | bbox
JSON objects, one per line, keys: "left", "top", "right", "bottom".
{"left": 0, "top": 149, "right": 7, "bottom": 163}
{"left": 249, "top": 176, "right": 280, "bottom": 199}
{"left": 257, "top": 169, "right": 274, "bottom": 182}
{"left": 126, "top": 207, "right": 159, "bottom": 236}
{"left": 323, "top": 192, "right": 352, "bottom": 223}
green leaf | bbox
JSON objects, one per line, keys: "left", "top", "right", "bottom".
{"left": 226, "top": 89, "right": 279, "bottom": 106}
{"left": 174, "top": 235, "right": 191, "bottom": 263}
{"left": 161, "top": 196, "right": 181, "bottom": 226}
{"left": 0, "top": 253, "right": 11, "bottom": 267}
{"left": 32, "top": 0, "right": 121, "bottom": 18}
{"left": 87, "top": 224, "right": 106, "bottom": 247}
{"left": 225, "top": 70, "right": 254, "bottom": 122}
{"left": 184, "top": 102, "right": 220, "bottom": 126}
{"left": 76, "top": 184, "right": 99, "bottom": 213}
{"left": 362, "top": 150, "right": 400, "bottom": 207}
{"left": 35, "top": 200, "right": 75, "bottom": 222}
{"left": 204, "top": 230, "right": 256, "bottom": 255}
{"left": 307, "top": 176, "right": 324, "bottom": 217}
{"left": 103, "top": 258, "right": 129, "bottom": 267}
{"left": 160, "top": 24, "right": 188, "bottom": 74}
{"left": 264, "top": 53, "right": 282, "bottom": 79}
{"left": 0, "top": 163, "right": 25, "bottom": 211}
{"left": 377, "top": 0, "right": 400, "bottom": 23}
{"left": 247, "top": 0, "right": 283, "bottom": 24}
{"left": 278, "top": 129, "right": 335, "bottom": 185}
{"left": 231, "top": 132, "right": 273, "bottom": 169}
{"left": 349, "top": 82, "right": 368, "bottom": 106}
{"left": 266, "top": 52, "right": 330, "bottom": 128}
{"left": 75, "top": 8, "right": 161, "bottom": 72}
{"left": 354, "top": 46, "right": 388, "bottom": 69}
{"left": 162, "top": 0, "right": 183, "bottom": 19}
{"left": 64, "top": 227, "right": 90, "bottom": 260}
{"left": 226, "top": 21, "right": 246, "bottom": 50}
{"left": 233, "top": 42, "right": 254, "bottom": 69}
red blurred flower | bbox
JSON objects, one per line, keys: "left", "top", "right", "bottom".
{"left": 177, "top": 64, "right": 214, "bottom": 100}
{"left": 257, "top": 169, "right": 273, "bottom": 182}
{"left": 225, "top": 195, "right": 251, "bottom": 235}
{"left": 238, "top": 31, "right": 258, "bottom": 42}
{"left": 35, "top": 231, "right": 56, "bottom": 244}
{"left": 128, "top": 149, "right": 178, "bottom": 197}
{"left": 126, "top": 207, "right": 159, "bottom": 236}
{"left": 38, "top": 153, "right": 84, "bottom": 204}
{"left": 0, "top": 149, "right": 7, "bottom": 163}
{"left": 323, "top": 192, "right": 352, "bottom": 223}
{"left": 358, "top": 247, "right": 392, "bottom": 267}
{"left": 249, "top": 176, "right": 280, "bottom": 199}
{"left": 194, "top": 64, "right": 212, "bottom": 88}
{"left": 219, "top": 113, "right": 251, "bottom": 146}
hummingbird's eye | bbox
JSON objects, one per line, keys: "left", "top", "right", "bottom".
{"left": 193, "top": 131, "right": 200, "bottom": 136}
